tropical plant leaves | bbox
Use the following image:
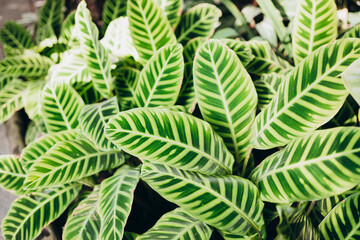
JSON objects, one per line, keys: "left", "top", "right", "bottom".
{"left": 99, "top": 164, "right": 140, "bottom": 240}
{"left": 24, "top": 138, "right": 125, "bottom": 189}
{"left": 254, "top": 73, "right": 284, "bottom": 110}
{"left": 175, "top": 4, "right": 222, "bottom": 45}
{"left": 131, "top": 44, "right": 184, "bottom": 108}
{"left": 141, "top": 162, "right": 265, "bottom": 237}
{"left": 194, "top": 40, "right": 257, "bottom": 166}
{"left": 59, "top": 11, "right": 77, "bottom": 47}
{"left": 342, "top": 58, "right": 360, "bottom": 106}
{"left": 183, "top": 37, "right": 208, "bottom": 63}
{"left": 0, "top": 74, "right": 13, "bottom": 91}
{"left": 251, "top": 127, "right": 360, "bottom": 203}
{"left": 342, "top": 25, "right": 360, "bottom": 39}
{"left": 20, "top": 129, "right": 79, "bottom": 171}
{"left": 102, "top": 0, "right": 127, "bottom": 34}
{"left": 113, "top": 67, "right": 140, "bottom": 110}
{"left": 50, "top": 49, "right": 90, "bottom": 85}
{"left": 101, "top": 17, "right": 139, "bottom": 62}
{"left": 79, "top": 97, "right": 119, "bottom": 151}
{"left": 63, "top": 186, "right": 101, "bottom": 240}
{"left": 2, "top": 184, "right": 81, "bottom": 240}
{"left": 75, "top": 1, "right": 113, "bottom": 98}
{"left": 175, "top": 62, "right": 196, "bottom": 113}
{"left": 36, "top": 0, "right": 63, "bottom": 43}
{"left": 319, "top": 192, "right": 360, "bottom": 239}
{"left": 154, "top": 0, "right": 183, "bottom": 28}
{"left": 105, "top": 107, "right": 235, "bottom": 175}
{"left": 0, "top": 21, "right": 34, "bottom": 51}
{"left": 221, "top": 39, "right": 254, "bottom": 67}
{"left": 127, "top": 0, "right": 177, "bottom": 63}
{"left": 23, "top": 80, "right": 46, "bottom": 121}
{"left": 0, "top": 52, "right": 53, "bottom": 77}
{"left": 252, "top": 39, "right": 360, "bottom": 150}
{"left": 0, "top": 155, "right": 26, "bottom": 195}
{"left": 138, "top": 207, "right": 213, "bottom": 240}
{"left": 41, "top": 82, "right": 85, "bottom": 133}
{"left": 74, "top": 81, "right": 103, "bottom": 105}
{"left": 292, "top": 0, "right": 337, "bottom": 65}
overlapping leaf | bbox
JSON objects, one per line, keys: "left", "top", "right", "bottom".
{"left": 63, "top": 186, "right": 101, "bottom": 240}
{"left": 75, "top": 1, "right": 112, "bottom": 98}
{"left": 221, "top": 39, "right": 254, "bottom": 66}
{"left": 59, "top": 11, "right": 77, "bottom": 47}
{"left": 0, "top": 79, "right": 27, "bottom": 124}
{"left": 0, "top": 155, "right": 26, "bottom": 195}
{"left": 141, "top": 162, "right": 265, "bottom": 237}
{"left": 175, "top": 62, "right": 196, "bottom": 113}
{"left": 36, "top": 0, "right": 63, "bottom": 43}
{"left": 105, "top": 107, "right": 234, "bottom": 175}
{"left": 252, "top": 39, "right": 360, "bottom": 149}
{"left": 99, "top": 165, "right": 140, "bottom": 240}
{"left": 127, "top": 0, "right": 177, "bottom": 63}
{"left": 131, "top": 44, "right": 184, "bottom": 108}
{"left": 194, "top": 40, "right": 257, "bottom": 165}
{"left": 319, "top": 192, "right": 360, "bottom": 239}
{"left": 0, "top": 52, "right": 53, "bottom": 77}
{"left": 251, "top": 127, "right": 360, "bottom": 203}
{"left": 41, "top": 82, "right": 85, "bottom": 133}
{"left": 342, "top": 25, "right": 360, "bottom": 39}
{"left": 138, "top": 207, "right": 213, "bottom": 240}
{"left": 2, "top": 184, "right": 80, "bottom": 240}
{"left": 20, "top": 129, "right": 79, "bottom": 171}
{"left": 102, "top": 0, "right": 127, "bottom": 34}
{"left": 25, "top": 138, "right": 124, "bottom": 189}
{"left": 254, "top": 73, "right": 284, "bottom": 110}
{"left": 0, "top": 74, "right": 12, "bottom": 91}
{"left": 183, "top": 37, "right": 208, "bottom": 63}
{"left": 101, "top": 17, "right": 139, "bottom": 62}
{"left": 114, "top": 67, "right": 140, "bottom": 110}
{"left": 23, "top": 80, "right": 46, "bottom": 121}
{"left": 74, "top": 81, "right": 103, "bottom": 104}
{"left": 0, "top": 21, "right": 34, "bottom": 51}
{"left": 154, "top": 0, "right": 183, "bottom": 28}
{"left": 50, "top": 49, "right": 90, "bottom": 85}
{"left": 175, "top": 4, "right": 221, "bottom": 45}
{"left": 292, "top": 0, "right": 337, "bottom": 65}
{"left": 79, "top": 97, "right": 119, "bottom": 151}
{"left": 342, "top": 58, "right": 360, "bottom": 105}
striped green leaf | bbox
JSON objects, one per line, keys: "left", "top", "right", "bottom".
{"left": 251, "top": 127, "right": 360, "bottom": 203}
{"left": 0, "top": 21, "right": 34, "bottom": 51}
{"left": 0, "top": 52, "right": 53, "bottom": 77}
{"left": 79, "top": 97, "right": 119, "bottom": 151}
{"left": 36, "top": 0, "right": 63, "bottom": 43}
{"left": 41, "top": 82, "right": 85, "bottom": 133}
{"left": 0, "top": 74, "right": 13, "bottom": 91}
{"left": 25, "top": 138, "right": 124, "bottom": 189}
{"left": 114, "top": 67, "right": 140, "bottom": 110}
{"left": 292, "top": 0, "right": 337, "bottom": 65}
{"left": 183, "top": 37, "right": 208, "bottom": 63}
{"left": 25, "top": 121, "right": 43, "bottom": 145}
{"left": 254, "top": 73, "right": 284, "bottom": 110}
{"left": 63, "top": 186, "right": 101, "bottom": 240}
{"left": 323, "top": 97, "right": 358, "bottom": 128}
{"left": 128, "top": 0, "right": 177, "bottom": 63}
{"left": 245, "top": 40, "right": 288, "bottom": 77}
{"left": 252, "top": 39, "right": 360, "bottom": 150}
{"left": 20, "top": 129, "right": 79, "bottom": 171}
{"left": 194, "top": 40, "right": 257, "bottom": 166}
{"left": 0, "top": 78, "right": 27, "bottom": 124}
{"left": 342, "top": 25, "right": 360, "bottom": 39}
{"left": 101, "top": 17, "right": 139, "bottom": 62}
{"left": 23, "top": 80, "right": 46, "bottom": 121}
{"left": 131, "top": 44, "right": 184, "bottom": 108}
{"left": 175, "top": 4, "right": 222, "bottom": 45}
{"left": 59, "top": 11, "right": 76, "bottom": 47}
{"left": 50, "top": 49, "right": 90, "bottom": 85}
{"left": 138, "top": 207, "right": 213, "bottom": 240}
{"left": 102, "top": 0, "right": 127, "bottom": 34}
{"left": 105, "top": 108, "right": 234, "bottom": 175}
{"left": 141, "top": 162, "right": 265, "bottom": 237}
{"left": 175, "top": 62, "right": 196, "bottom": 113}
{"left": 319, "top": 192, "right": 360, "bottom": 239}
{"left": 74, "top": 81, "right": 103, "bottom": 104}
{"left": 99, "top": 164, "right": 140, "bottom": 240}
{"left": 342, "top": 58, "right": 360, "bottom": 106}
{"left": 221, "top": 39, "right": 254, "bottom": 67}
{"left": 0, "top": 155, "right": 26, "bottom": 195}
{"left": 154, "top": 0, "right": 183, "bottom": 28}
{"left": 75, "top": 1, "right": 113, "bottom": 98}
{"left": 1, "top": 184, "right": 80, "bottom": 240}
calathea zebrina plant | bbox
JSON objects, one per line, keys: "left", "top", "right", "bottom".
{"left": 0, "top": 0, "right": 360, "bottom": 239}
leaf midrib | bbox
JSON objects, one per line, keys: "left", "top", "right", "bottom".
{"left": 138, "top": 2, "right": 156, "bottom": 53}
{"left": 119, "top": 129, "right": 231, "bottom": 174}
{"left": 177, "top": 12, "right": 212, "bottom": 43}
